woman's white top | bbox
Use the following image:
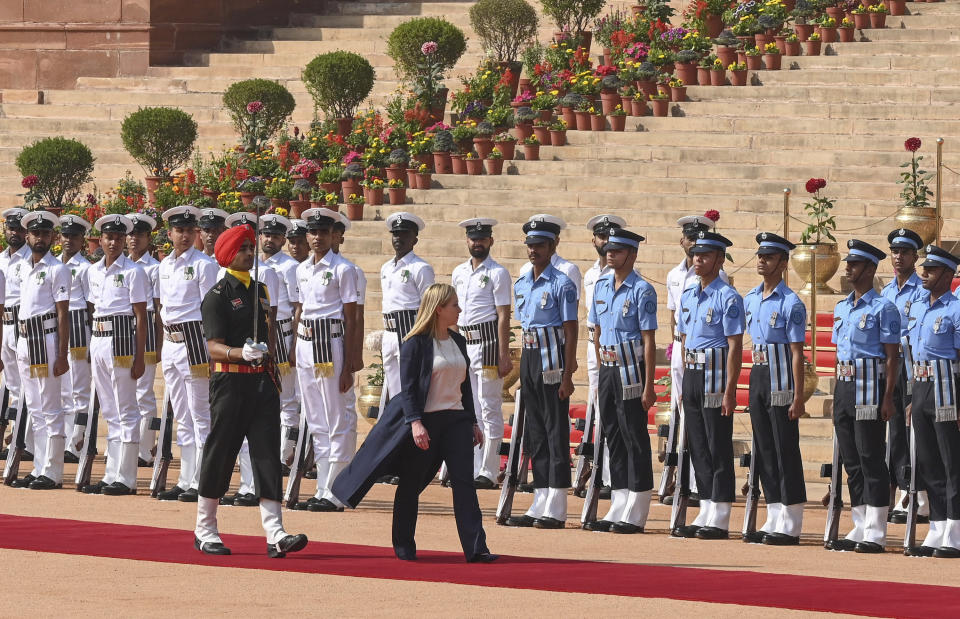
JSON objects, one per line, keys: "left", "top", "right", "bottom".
{"left": 423, "top": 336, "right": 467, "bottom": 413}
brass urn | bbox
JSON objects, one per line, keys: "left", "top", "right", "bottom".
{"left": 501, "top": 348, "right": 523, "bottom": 401}
{"left": 802, "top": 361, "right": 819, "bottom": 403}
{"left": 792, "top": 242, "right": 840, "bottom": 295}
{"left": 894, "top": 206, "right": 940, "bottom": 246}
{"left": 357, "top": 384, "right": 383, "bottom": 426}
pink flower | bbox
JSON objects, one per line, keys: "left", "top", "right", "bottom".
{"left": 665, "top": 344, "right": 673, "bottom": 360}
{"left": 343, "top": 150, "right": 361, "bottom": 165}
{"left": 21, "top": 175, "right": 38, "bottom": 189}
{"left": 704, "top": 209, "right": 720, "bottom": 222}
{"left": 246, "top": 101, "right": 264, "bottom": 114}
{"left": 905, "top": 137, "right": 921, "bottom": 152}
{"left": 421, "top": 41, "right": 438, "bottom": 55}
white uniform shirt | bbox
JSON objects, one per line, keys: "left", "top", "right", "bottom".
{"left": 665, "top": 259, "right": 728, "bottom": 335}
{"left": 452, "top": 256, "right": 511, "bottom": 326}
{"left": 583, "top": 259, "right": 610, "bottom": 328}
{"left": 1, "top": 244, "right": 31, "bottom": 307}
{"left": 218, "top": 263, "right": 279, "bottom": 309}
{"left": 520, "top": 253, "right": 582, "bottom": 300}
{"left": 134, "top": 253, "right": 161, "bottom": 312}
{"left": 158, "top": 247, "right": 219, "bottom": 325}
{"left": 86, "top": 255, "right": 150, "bottom": 317}
{"left": 334, "top": 252, "right": 367, "bottom": 307}
{"left": 0, "top": 270, "right": 6, "bottom": 304}
{"left": 263, "top": 251, "right": 300, "bottom": 320}
{"left": 380, "top": 252, "right": 434, "bottom": 313}
{"left": 297, "top": 250, "right": 359, "bottom": 321}
{"left": 18, "top": 252, "right": 70, "bottom": 319}
{"left": 62, "top": 252, "right": 91, "bottom": 311}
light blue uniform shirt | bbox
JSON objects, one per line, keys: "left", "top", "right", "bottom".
{"left": 589, "top": 271, "right": 658, "bottom": 346}
{"left": 880, "top": 272, "right": 924, "bottom": 340}
{"left": 514, "top": 263, "right": 578, "bottom": 329}
{"left": 832, "top": 288, "right": 901, "bottom": 361}
{"left": 677, "top": 277, "right": 745, "bottom": 349}
{"left": 744, "top": 280, "right": 807, "bottom": 345}
{"left": 909, "top": 290, "right": 960, "bottom": 361}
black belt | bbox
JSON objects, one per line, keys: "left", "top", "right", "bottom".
{"left": 17, "top": 312, "right": 56, "bottom": 337}
{"left": 383, "top": 309, "right": 417, "bottom": 333}
{"left": 2, "top": 305, "right": 20, "bottom": 326}
{"left": 459, "top": 319, "right": 497, "bottom": 345}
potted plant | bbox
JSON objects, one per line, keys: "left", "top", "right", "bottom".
{"left": 450, "top": 151, "right": 467, "bottom": 174}
{"left": 837, "top": 17, "right": 855, "bottom": 42}
{"left": 264, "top": 176, "right": 293, "bottom": 211}
{"left": 709, "top": 57, "right": 726, "bottom": 86}
{"left": 851, "top": 3, "right": 870, "bottom": 29}
{"left": 574, "top": 100, "right": 592, "bottom": 130}
{"left": 657, "top": 74, "right": 672, "bottom": 98}
{"left": 513, "top": 106, "right": 536, "bottom": 140}
{"left": 493, "top": 131, "right": 518, "bottom": 159}
{"left": 697, "top": 54, "right": 716, "bottom": 86}
{"left": 607, "top": 104, "right": 627, "bottom": 131}
{"left": 15, "top": 137, "right": 95, "bottom": 214}
{"left": 816, "top": 16, "right": 838, "bottom": 43}
{"left": 385, "top": 149, "right": 409, "bottom": 181}
{"left": 784, "top": 32, "right": 802, "bottom": 56}
{"left": 522, "top": 135, "right": 541, "bottom": 160}
{"left": 485, "top": 147, "right": 505, "bottom": 175}
{"left": 588, "top": 106, "right": 605, "bottom": 131}
{"left": 540, "top": 0, "right": 606, "bottom": 51}
{"left": 464, "top": 151, "right": 484, "bottom": 175}
{"left": 340, "top": 162, "right": 364, "bottom": 198}
{"left": 222, "top": 79, "right": 296, "bottom": 153}
{"left": 635, "top": 66, "right": 657, "bottom": 98}
{"left": 649, "top": 91, "right": 670, "bottom": 116}
{"left": 416, "top": 163, "right": 433, "bottom": 189}
{"left": 451, "top": 123, "right": 478, "bottom": 153}
{"left": 530, "top": 90, "right": 558, "bottom": 122}
{"left": 743, "top": 45, "right": 763, "bottom": 71}
{"left": 558, "top": 93, "right": 581, "bottom": 127}
{"left": 629, "top": 92, "right": 649, "bottom": 116}
{"left": 533, "top": 119, "right": 552, "bottom": 143}
{"left": 362, "top": 177, "right": 385, "bottom": 206}
{"left": 762, "top": 42, "right": 782, "bottom": 70}
{"left": 317, "top": 164, "right": 343, "bottom": 198}
{"left": 714, "top": 30, "right": 739, "bottom": 68}
{"left": 868, "top": 2, "right": 887, "bottom": 28}
{"left": 289, "top": 178, "right": 313, "bottom": 215}
{"left": 302, "top": 51, "right": 375, "bottom": 135}
{"left": 791, "top": 2, "right": 816, "bottom": 40}
{"left": 884, "top": 0, "right": 906, "bottom": 17}
{"left": 894, "top": 137, "right": 937, "bottom": 244}
{"left": 794, "top": 177, "right": 840, "bottom": 294}
{"left": 549, "top": 119, "right": 569, "bottom": 145}
{"left": 473, "top": 121, "right": 496, "bottom": 159}
{"left": 120, "top": 107, "right": 197, "bottom": 204}
{"left": 323, "top": 191, "right": 341, "bottom": 212}
{"left": 673, "top": 49, "right": 700, "bottom": 85}
{"left": 387, "top": 178, "right": 407, "bottom": 205}
{"left": 387, "top": 18, "right": 467, "bottom": 122}
{"left": 728, "top": 61, "right": 749, "bottom": 86}
{"left": 346, "top": 192, "right": 365, "bottom": 221}
{"left": 431, "top": 129, "right": 455, "bottom": 174}
{"left": 469, "top": 0, "right": 539, "bottom": 96}
{"left": 668, "top": 78, "right": 686, "bottom": 102}
{"left": 804, "top": 31, "right": 822, "bottom": 55}
{"left": 406, "top": 164, "right": 419, "bottom": 188}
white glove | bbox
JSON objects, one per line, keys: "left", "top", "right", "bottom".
{"left": 241, "top": 342, "right": 267, "bottom": 362}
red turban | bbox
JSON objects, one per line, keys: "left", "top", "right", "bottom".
{"left": 214, "top": 224, "right": 255, "bottom": 267}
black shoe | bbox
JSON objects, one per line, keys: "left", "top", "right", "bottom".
{"left": 81, "top": 480, "right": 108, "bottom": 494}
{"left": 376, "top": 474, "right": 397, "bottom": 485}
{"left": 307, "top": 498, "right": 343, "bottom": 512}
{"left": 661, "top": 494, "right": 674, "bottom": 505}
{"left": 157, "top": 485, "right": 185, "bottom": 501}
{"left": 102, "top": 482, "right": 136, "bottom": 496}
{"left": 934, "top": 546, "right": 960, "bottom": 559}
{"left": 233, "top": 493, "right": 259, "bottom": 507}
{"left": 518, "top": 482, "right": 534, "bottom": 493}
{"left": 10, "top": 474, "right": 37, "bottom": 488}
{"left": 743, "top": 530, "right": 767, "bottom": 544}
{"left": 194, "top": 536, "right": 231, "bottom": 556}
{"left": 534, "top": 517, "right": 565, "bottom": 529}
{"left": 696, "top": 526, "right": 729, "bottom": 540}
{"left": 918, "top": 515, "right": 930, "bottom": 524}
{"left": 395, "top": 549, "right": 417, "bottom": 561}
{"left": 611, "top": 522, "right": 644, "bottom": 534}
{"left": 826, "top": 538, "right": 857, "bottom": 552}
{"left": 688, "top": 496, "right": 701, "bottom": 507}
{"left": 505, "top": 514, "right": 536, "bottom": 527}
{"left": 467, "top": 552, "right": 500, "bottom": 563}
{"left": 763, "top": 532, "right": 800, "bottom": 546}
{"left": 888, "top": 510, "right": 908, "bottom": 524}
{"left": 178, "top": 488, "right": 199, "bottom": 502}
{"left": 21, "top": 450, "right": 33, "bottom": 462}
{"left": 304, "top": 466, "right": 317, "bottom": 480}
{"left": 294, "top": 497, "right": 322, "bottom": 511}
{"left": 905, "top": 545, "right": 936, "bottom": 557}
{"left": 599, "top": 486, "right": 612, "bottom": 500}
{"left": 0, "top": 448, "right": 6, "bottom": 458}
{"left": 138, "top": 457, "right": 153, "bottom": 468}
{"left": 855, "top": 541, "right": 885, "bottom": 554}
{"left": 583, "top": 519, "right": 613, "bottom": 532}
{"left": 671, "top": 524, "right": 701, "bottom": 538}
{"left": 219, "top": 494, "right": 239, "bottom": 506}
{"left": 280, "top": 464, "right": 290, "bottom": 477}
{"left": 28, "top": 475, "right": 62, "bottom": 490}
{"left": 474, "top": 475, "right": 496, "bottom": 489}
{"left": 63, "top": 452, "right": 80, "bottom": 464}
{"left": 268, "top": 533, "right": 308, "bottom": 558}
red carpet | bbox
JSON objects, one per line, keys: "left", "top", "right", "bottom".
{"left": 1, "top": 513, "right": 956, "bottom": 617}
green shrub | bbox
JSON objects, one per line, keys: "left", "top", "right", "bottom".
{"left": 16, "top": 137, "right": 95, "bottom": 210}
{"left": 470, "top": 0, "right": 539, "bottom": 63}
{"left": 386, "top": 17, "right": 467, "bottom": 79}
{"left": 302, "top": 51, "right": 375, "bottom": 119}
{"left": 120, "top": 107, "right": 197, "bottom": 176}
{"left": 222, "top": 79, "right": 296, "bottom": 146}
{"left": 540, "top": 0, "right": 606, "bottom": 33}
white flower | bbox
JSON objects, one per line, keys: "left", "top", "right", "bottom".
{"left": 364, "top": 329, "right": 384, "bottom": 352}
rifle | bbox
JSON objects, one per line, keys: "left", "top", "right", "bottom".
{"left": 284, "top": 407, "right": 314, "bottom": 509}
{"left": 580, "top": 413, "right": 606, "bottom": 527}
{"left": 821, "top": 430, "right": 844, "bottom": 548}
{"left": 668, "top": 405, "right": 691, "bottom": 534}
{"left": 149, "top": 389, "right": 174, "bottom": 497}
{"left": 74, "top": 385, "right": 100, "bottom": 490}
{"left": 657, "top": 399, "right": 681, "bottom": 501}
{"left": 496, "top": 388, "right": 525, "bottom": 524}
{"left": 2, "top": 398, "right": 28, "bottom": 486}
{"left": 740, "top": 437, "right": 761, "bottom": 539}
{"left": 0, "top": 384, "right": 9, "bottom": 448}
{"left": 903, "top": 413, "right": 919, "bottom": 553}
{"left": 572, "top": 390, "right": 597, "bottom": 498}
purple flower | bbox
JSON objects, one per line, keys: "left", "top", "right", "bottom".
{"left": 421, "top": 41, "right": 438, "bottom": 56}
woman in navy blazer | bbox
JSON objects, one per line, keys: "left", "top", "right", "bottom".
{"left": 332, "top": 284, "right": 497, "bottom": 563}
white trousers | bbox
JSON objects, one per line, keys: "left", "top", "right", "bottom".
{"left": 160, "top": 339, "right": 211, "bottom": 449}
{"left": 1, "top": 323, "right": 23, "bottom": 411}
{"left": 466, "top": 341, "right": 504, "bottom": 480}
{"left": 136, "top": 359, "right": 159, "bottom": 460}
{"left": 90, "top": 335, "right": 141, "bottom": 444}
{"left": 296, "top": 336, "right": 356, "bottom": 465}
{"left": 278, "top": 329, "right": 299, "bottom": 427}
{"left": 17, "top": 331, "right": 64, "bottom": 480}
{"left": 381, "top": 330, "right": 401, "bottom": 399}
{"left": 60, "top": 353, "right": 90, "bottom": 455}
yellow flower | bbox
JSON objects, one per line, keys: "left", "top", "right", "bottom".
{"left": 550, "top": 89, "right": 559, "bottom": 95}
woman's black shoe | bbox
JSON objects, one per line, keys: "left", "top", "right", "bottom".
{"left": 467, "top": 552, "right": 500, "bottom": 563}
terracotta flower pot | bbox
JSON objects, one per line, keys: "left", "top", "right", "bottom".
{"left": 716, "top": 46, "right": 737, "bottom": 68}
{"left": 550, "top": 130, "right": 567, "bottom": 146}
{"left": 629, "top": 98, "right": 648, "bottom": 116}
{"left": 670, "top": 86, "right": 687, "bottom": 102}
{"left": 774, "top": 35, "right": 787, "bottom": 54}
{"left": 636, "top": 79, "right": 657, "bottom": 98}
{"left": 804, "top": 39, "right": 822, "bottom": 55}
{"left": 651, "top": 99, "right": 669, "bottom": 117}
{"left": 794, "top": 24, "right": 814, "bottom": 41}
{"left": 818, "top": 26, "right": 838, "bottom": 43}
{"left": 763, "top": 54, "right": 782, "bottom": 70}
{"left": 365, "top": 188, "right": 384, "bottom": 206}
{"left": 484, "top": 158, "right": 504, "bottom": 175}
{"left": 675, "top": 61, "right": 698, "bottom": 86}
{"left": 346, "top": 202, "right": 363, "bottom": 221}
{"left": 432, "top": 151, "right": 451, "bottom": 174}
{"left": 240, "top": 192, "right": 256, "bottom": 207}
{"left": 465, "top": 158, "right": 483, "bottom": 175}
{"left": 494, "top": 140, "right": 516, "bottom": 160}
{"left": 450, "top": 154, "right": 466, "bottom": 174}
{"left": 388, "top": 187, "right": 406, "bottom": 205}
{"left": 745, "top": 55, "right": 762, "bottom": 71}
{"left": 785, "top": 40, "right": 801, "bottom": 56}
{"left": 531, "top": 126, "right": 549, "bottom": 144}
{"left": 853, "top": 13, "right": 870, "bottom": 29}
{"left": 320, "top": 182, "right": 341, "bottom": 200}
{"left": 755, "top": 33, "right": 773, "bottom": 48}
{"left": 826, "top": 6, "right": 844, "bottom": 20}
{"left": 385, "top": 165, "right": 405, "bottom": 181}
{"left": 575, "top": 110, "right": 591, "bottom": 131}
{"left": 697, "top": 67, "right": 712, "bottom": 86}
{"left": 514, "top": 121, "right": 533, "bottom": 141}
{"left": 838, "top": 27, "right": 855, "bottom": 42}
{"left": 589, "top": 114, "right": 606, "bottom": 131}
{"left": 405, "top": 168, "right": 418, "bottom": 187}
{"left": 710, "top": 69, "right": 726, "bottom": 86}
{"left": 416, "top": 172, "right": 432, "bottom": 189}
{"left": 705, "top": 13, "right": 723, "bottom": 37}
{"left": 657, "top": 83, "right": 671, "bottom": 97}
{"left": 869, "top": 12, "right": 886, "bottom": 28}
{"left": 341, "top": 178, "right": 360, "bottom": 198}
{"left": 269, "top": 198, "right": 288, "bottom": 212}
{"left": 288, "top": 199, "right": 310, "bottom": 217}
{"left": 608, "top": 115, "right": 626, "bottom": 131}
{"left": 600, "top": 92, "right": 621, "bottom": 115}
{"left": 537, "top": 109, "right": 553, "bottom": 123}
{"left": 561, "top": 107, "right": 577, "bottom": 128}
{"left": 523, "top": 144, "right": 540, "bottom": 161}
{"left": 414, "top": 153, "right": 431, "bottom": 168}
{"left": 602, "top": 47, "right": 613, "bottom": 67}
{"left": 86, "top": 238, "right": 101, "bottom": 254}
{"left": 729, "top": 69, "right": 748, "bottom": 86}
{"left": 472, "top": 138, "right": 493, "bottom": 159}
{"left": 885, "top": 0, "right": 906, "bottom": 16}
{"left": 144, "top": 175, "right": 167, "bottom": 206}
{"left": 336, "top": 116, "right": 353, "bottom": 136}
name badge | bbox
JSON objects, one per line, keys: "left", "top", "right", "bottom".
{"left": 934, "top": 316, "right": 943, "bottom": 332}
{"left": 540, "top": 291, "right": 549, "bottom": 309}
{"left": 705, "top": 307, "right": 714, "bottom": 324}
{"left": 769, "top": 311, "right": 778, "bottom": 327}
{"left": 858, "top": 314, "right": 867, "bottom": 329}
{"left": 467, "top": 329, "right": 481, "bottom": 340}
{"left": 904, "top": 300, "right": 912, "bottom": 318}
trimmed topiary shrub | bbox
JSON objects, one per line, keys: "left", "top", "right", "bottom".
{"left": 386, "top": 17, "right": 467, "bottom": 79}
{"left": 223, "top": 79, "right": 296, "bottom": 146}
{"left": 470, "top": 0, "right": 539, "bottom": 63}
{"left": 120, "top": 107, "right": 198, "bottom": 176}
{"left": 16, "top": 137, "right": 95, "bottom": 210}
{"left": 302, "top": 51, "right": 375, "bottom": 119}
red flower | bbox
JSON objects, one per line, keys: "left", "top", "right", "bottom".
{"left": 246, "top": 101, "right": 264, "bottom": 114}
{"left": 805, "top": 178, "right": 826, "bottom": 193}
{"left": 21, "top": 175, "right": 38, "bottom": 189}
{"left": 704, "top": 209, "right": 720, "bottom": 222}
{"left": 905, "top": 137, "right": 922, "bottom": 152}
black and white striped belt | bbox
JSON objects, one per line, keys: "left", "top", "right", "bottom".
{"left": 298, "top": 318, "right": 343, "bottom": 340}
{"left": 17, "top": 312, "right": 56, "bottom": 337}
{"left": 383, "top": 310, "right": 417, "bottom": 333}
{"left": 459, "top": 319, "right": 497, "bottom": 344}
{"left": 163, "top": 320, "right": 201, "bottom": 343}
{"left": 277, "top": 317, "right": 294, "bottom": 337}
{"left": 2, "top": 305, "right": 20, "bottom": 325}
{"left": 91, "top": 315, "right": 134, "bottom": 337}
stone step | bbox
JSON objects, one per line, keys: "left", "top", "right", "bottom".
{"left": 752, "top": 67, "right": 960, "bottom": 87}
